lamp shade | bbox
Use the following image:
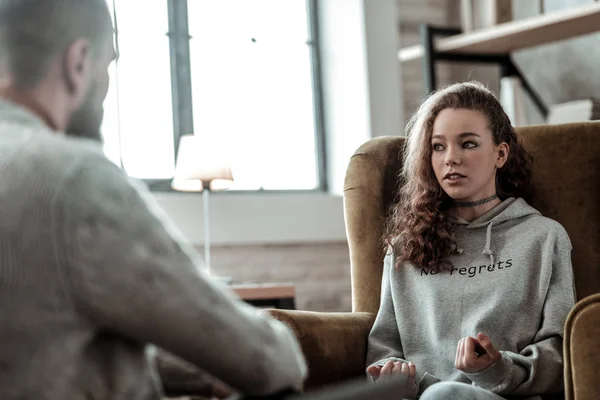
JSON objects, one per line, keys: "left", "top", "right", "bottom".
{"left": 171, "top": 134, "right": 234, "bottom": 192}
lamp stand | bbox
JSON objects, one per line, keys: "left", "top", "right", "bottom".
{"left": 202, "top": 184, "right": 211, "bottom": 275}
{"left": 201, "top": 182, "right": 232, "bottom": 285}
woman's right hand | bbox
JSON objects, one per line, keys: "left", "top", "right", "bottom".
{"left": 367, "top": 361, "right": 417, "bottom": 399}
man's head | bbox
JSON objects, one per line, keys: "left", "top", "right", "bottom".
{"left": 0, "top": 0, "right": 115, "bottom": 141}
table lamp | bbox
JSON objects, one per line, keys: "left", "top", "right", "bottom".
{"left": 171, "top": 134, "right": 234, "bottom": 275}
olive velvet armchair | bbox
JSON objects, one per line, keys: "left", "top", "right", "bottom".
{"left": 265, "top": 121, "right": 600, "bottom": 400}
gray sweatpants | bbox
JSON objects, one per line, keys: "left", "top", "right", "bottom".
{"left": 420, "top": 382, "right": 505, "bottom": 400}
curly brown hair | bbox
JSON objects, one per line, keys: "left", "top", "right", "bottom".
{"left": 386, "top": 81, "right": 533, "bottom": 270}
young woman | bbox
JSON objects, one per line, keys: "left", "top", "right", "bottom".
{"left": 366, "top": 82, "right": 575, "bottom": 400}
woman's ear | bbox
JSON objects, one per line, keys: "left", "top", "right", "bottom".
{"left": 496, "top": 142, "right": 509, "bottom": 169}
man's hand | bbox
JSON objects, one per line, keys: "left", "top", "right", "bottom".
{"left": 367, "top": 361, "right": 417, "bottom": 399}
{"left": 455, "top": 333, "right": 502, "bottom": 374}
{"left": 207, "top": 377, "right": 234, "bottom": 399}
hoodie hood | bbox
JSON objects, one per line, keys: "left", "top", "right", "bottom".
{"left": 454, "top": 197, "right": 540, "bottom": 265}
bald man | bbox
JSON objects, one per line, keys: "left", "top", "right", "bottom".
{"left": 0, "top": 1, "right": 306, "bottom": 399}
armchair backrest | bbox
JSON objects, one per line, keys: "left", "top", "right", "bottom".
{"left": 343, "top": 122, "right": 600, "bottom": 314}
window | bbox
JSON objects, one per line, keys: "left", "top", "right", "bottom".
{"left": 102, "top": 0, "right": 324, "bottom": 191}
{"left": 102, "top": 0, "right": 175, "bottom": 179}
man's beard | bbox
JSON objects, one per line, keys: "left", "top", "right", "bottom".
{"left": 65, "top": 82, "right": 104, "bottom": 143}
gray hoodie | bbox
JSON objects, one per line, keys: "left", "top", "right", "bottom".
{"left": 367, "top": 198, "right": 575, "bottom": 399}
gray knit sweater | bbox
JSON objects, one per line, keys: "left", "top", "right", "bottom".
{"left": 0, "top": 98, "right": 307, "bottom": 399}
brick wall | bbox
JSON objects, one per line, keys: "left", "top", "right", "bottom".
{"left": 397, "top": 0, "right": 462, "bottom": 122}
{"left": 198, "top": 242, "right": 352, "bottom": 312}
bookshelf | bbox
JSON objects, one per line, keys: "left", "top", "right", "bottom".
{"left": 397, "top": 2, "right": 600, "bottom": 116}
{"left": 398, "top": 2, "right": 600, "bottom": 62}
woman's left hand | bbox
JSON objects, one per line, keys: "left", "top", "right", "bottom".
{"left": 455, "top": 333, "right": 501, "bottom": 374}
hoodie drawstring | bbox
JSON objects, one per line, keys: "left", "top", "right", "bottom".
{"left": 483, "top": 221, "right": 495, "bottom": 266}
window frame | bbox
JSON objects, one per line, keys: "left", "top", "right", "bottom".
{"left": 140, "top": 0, "right": 327, "bottom": 193}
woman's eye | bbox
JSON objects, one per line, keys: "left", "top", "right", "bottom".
{"left": 432, "top": 143, "right": 444, "bottom": 151}
{"left": 463, "top": 141, "right": 477, "bottom": 149}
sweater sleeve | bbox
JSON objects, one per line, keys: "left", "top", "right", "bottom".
{"left": 466, "top": 241, "right": 575, "bottom": 396}
{"left": 57, "top": 151, "right": 307, "bottom": 396}
{"left": 366, "top": 253, "right": 407, "bottom": 368}
{"left": 366, "top": 253, "right": 441, "bottom": 395}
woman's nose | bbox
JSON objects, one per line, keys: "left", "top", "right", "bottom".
{"left": 445, "top": 147, "right": 461, "bottom": 166}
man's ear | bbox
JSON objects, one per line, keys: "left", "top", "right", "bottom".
{"left": 496, "top": 142, "right": 509, "bottom": 169}
{"left": 62, "top": 38, "right": 92, "bottom": 106}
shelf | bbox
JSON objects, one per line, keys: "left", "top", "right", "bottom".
{"left": 398, "top": 2, "right": 600, "bottom": 62}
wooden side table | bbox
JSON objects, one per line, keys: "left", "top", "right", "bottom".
{"left": 232, "top": 283, "right": 296, "bottom": 310}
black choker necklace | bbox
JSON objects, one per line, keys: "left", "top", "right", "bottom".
{"left": 453, "top": 194, "right": 499, "bottom": 208}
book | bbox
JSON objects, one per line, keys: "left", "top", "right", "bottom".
{"left": 547, "top": 98, "right": 600, "bottom": 124}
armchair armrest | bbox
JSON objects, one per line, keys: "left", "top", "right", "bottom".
{"left": 565, "top": 293, "right": 600, "bottom": 400}
{"left": 262, "top": 310, "right": 376, "bottom": 389}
